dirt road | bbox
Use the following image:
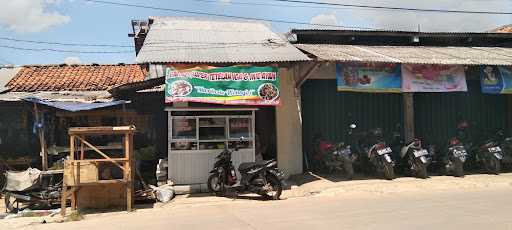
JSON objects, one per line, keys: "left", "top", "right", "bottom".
{"left": 3, "top": 173, "right": 512, "bottom": 230}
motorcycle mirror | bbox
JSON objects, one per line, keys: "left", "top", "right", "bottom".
{"left": 349, "top": 124, "right": 357, "bottom": 129}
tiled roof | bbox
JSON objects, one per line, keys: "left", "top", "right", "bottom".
{"left": 6, "top": 64, "right": 147, "bottom": 92}
{"left": 493, "top": 25, "right": 512, "bottom": 33}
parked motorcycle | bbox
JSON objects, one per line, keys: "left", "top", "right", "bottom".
{"left": 500, "top": 135, "right": 512, "bottom": 166}
{"left": 317, "top": 124, "right": 358, "bottom": 179}
{"left": 475, "top": 133, "right": 503, "bottom": 174}
{"left": 444, "top": 137, "right": 468, "bottom": 177}
{"left": 400, "top": 138, "right": 430, "bottom": 179}
{"left": 2, "top": 168, "right": 63, "bottom": 213}
{"left": 207, "top": 142, "right": 285, "bottom": 200}
{"left": 363, "top": 128, "right": 395, "bottom": 180}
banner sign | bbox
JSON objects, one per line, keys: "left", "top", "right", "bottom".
{"left": 165, "top": 65, "right": 280, "bottom": 105}
{"left": 401, "top": 64, "right": 467, "bottom": 92}
{"left": 480, "top": 65, "right": 512, "bottom": 94}
{"left": 336, "top": 63, "right": 401, "bottom": 93}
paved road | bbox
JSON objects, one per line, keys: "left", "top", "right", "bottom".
{"left": 23, "top": 186, "right": 512, "bottom": 230}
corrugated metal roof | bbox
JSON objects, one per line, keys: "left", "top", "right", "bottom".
{"left": 292, "top": 29, "right": 512, "bottom": 37}
{"left": 136, "top": 17, "right": 310, "bottom": 63}
{"left": 295, "top": 44, "right": 512, "bottom": 65}
{"left": 0, "top": 67, "right": 20, "bottom": 92}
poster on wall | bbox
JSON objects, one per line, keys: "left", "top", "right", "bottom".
{"left": 165, "top": 65, "right": 280, "bottom": 105}
{"left": 480, "top": 65, "right": 512, "bottom": 94}
{"left": 335, "top": 63, "right": 402, "bottom": 93}
{"left": 401, "top": 64, "right": 467, "bottom": 92}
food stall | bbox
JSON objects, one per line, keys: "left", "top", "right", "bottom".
{"left": 167, "top": 107, "right": 256, "bottom": 184}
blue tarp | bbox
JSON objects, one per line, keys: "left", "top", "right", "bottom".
{"left": 23, "top": 97, "right": 129, "bottom": 112}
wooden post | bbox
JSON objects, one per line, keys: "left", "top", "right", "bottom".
{"left": 125, "top": 133, "right": 134, "bottom": 211}
{"left": 403, "top": 93, "right": 415, "bottom": 142}
{"left": 33, "top": 103, "right": 48, "bottom": 171}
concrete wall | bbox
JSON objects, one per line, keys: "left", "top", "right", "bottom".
{"left": 275, "top": 67, "right": 303, "bottom": 177}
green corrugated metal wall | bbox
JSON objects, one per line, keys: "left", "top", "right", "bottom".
{"left": 301, "top": 78, "right": 509, "bottom": 154}
{"left": 414, "top": 80, "right": 508, "bottom": 146}
{"left": 301, "top": 79, "right": 403, "bottom": 154}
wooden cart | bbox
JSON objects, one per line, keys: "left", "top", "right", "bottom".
{"left": 61, "top": 126, "right": 135, "bottom": 216}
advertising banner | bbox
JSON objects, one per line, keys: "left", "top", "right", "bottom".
{"left": 165, "top": 65, "right": 280, "bottom": 105}
{"left": 336, "top": 63, "right": 402, "bottom": 93}
{"left": 401, "top": 64, "right": 467, "bottom": 92}
{"left": 480, "top": 65, "right": 512, "bottom": 94}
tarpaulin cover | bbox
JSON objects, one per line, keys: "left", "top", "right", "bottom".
{"left": 22, "top": 97, "right": 129, "bottom": 112}
{"left": 4, "top": 168, "right": 41, "bottom": 192}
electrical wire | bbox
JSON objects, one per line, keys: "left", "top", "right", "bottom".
{"left": 80, "top": 0, "right": 377, "bottom": 30}
{"left": 265, "top": 0, "right": 512, "bottom": 15}
{"left": 0, "top": 42, "right": 278, "bottom": 54}
{"left": 190, "top": 0, "right": 381, "bottom": 11}
{"left": 0, "top": 37, "right": 133, "bottom": 48}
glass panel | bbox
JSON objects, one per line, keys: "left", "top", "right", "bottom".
{"left": 199, "top": 142, "right": 226, "bottom": 150}
{"left": 172, "top": 118, "right": 196, "bottom": 140}
{"left": 199, "top": 127, "right": 226, "bottom": 140}
{"left": 199, "top": 118, "right": 226, "bottom": 127}
{"left": 229, "top": 118, "right": 252, "bottom": 139}
{"left": 171, "top": 141, "right": 197, "bottom": 150}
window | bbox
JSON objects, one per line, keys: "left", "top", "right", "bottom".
{"left": 170, "top": 115, "right": 254, "bottom": 151}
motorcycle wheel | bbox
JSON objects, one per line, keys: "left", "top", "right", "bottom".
{"left": 415, "top": 160, "right": 428, "bottom": 179}
{"left": 383, "top": 161, "right": 395, "bottom": 180}
{"left": 453, "top": 158, "right": 465, "bottom": 177}
{"left": 485, "top": 156, "right": 501, "bottom": 175}
{"left": 4, "top": 193, "right": 19, "bottom": 213}
{"left": 343, "top": 161, "right": 354, "bottom": 180}
{"left": 260, "top": 175, "right": 282, "bottom": 200}
{"left": 207, "top": 174, "right": 225, "bottom": 196}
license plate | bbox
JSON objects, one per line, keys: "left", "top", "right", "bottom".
{"left": 384, "top": 154, "right": 392, "bottom": 162}
{"left": 494, "top": 152, "right": 503, "bottom": 160}
{"left": 340, "top": 148, "right": 351, "bottom": 155}
{"left": 453, "top": 149, "right": 467, "bottom": 157}
{"left": 420, "top": 156, "right": 427, "bottom": 163}
{"left": 489, "top": 147, "right": 502, "bottom": 153}
{"left": 413, "top": 149, "right": 429, "bottom": 157}
{"left": 377, "top": 147, "right": 392, "bottom": 155}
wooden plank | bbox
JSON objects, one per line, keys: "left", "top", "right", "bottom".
{"left": 69, "top": 126, "right": 135, "bottom": 135}
{"left": 60, "top": 185, "right": 67, "bottom": 216}
{"left": 68, "top": 159, "right": 128, "bottom": 163}
{"left": 76, "top": 136, "right": 126, "bottom": 171}
{"left": 78, "top": 180, "right": 127, "bottom": 186}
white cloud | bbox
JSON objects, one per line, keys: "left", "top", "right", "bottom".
{"left": 64, "top": 56, "right": 81, "bottom": 65}
{"left": 0, "top": 0, "right": 70, "bottom": 33}
{"left": 218, "top": 0, "right": 231, "bottom": 5}
{"left": 310, "top": 13, "right": 339, "bottom": 28}
{"left": 320, "top": 0, "right": 511, "bottom": 32}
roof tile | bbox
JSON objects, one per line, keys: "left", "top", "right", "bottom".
{"left": 6, "top": 64, "right": 147, "bottom": 92}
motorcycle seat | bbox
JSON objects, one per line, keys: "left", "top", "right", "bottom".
{"left": 239, "top": 160, "right": 273, "bottom": 172}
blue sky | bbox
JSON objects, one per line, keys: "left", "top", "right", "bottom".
{"left": 0, "top": 0, "right": 510, "bottom": 65}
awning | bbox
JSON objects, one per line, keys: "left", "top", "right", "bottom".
{"left": 295, "top": 44, "right": 512, "bottom": 65}
{"left": 23, "top": 97, "right": 129, "bottom": 112}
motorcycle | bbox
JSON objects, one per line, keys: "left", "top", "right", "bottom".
{"left": 319, "top": 124, "right": 358, "bottom": 179}
{"left": 475, "top": 133, "right": 503, "bottom": 174}
{"left": 500, "top": 135, "right": 512, "bottom": 166}
{"left": 444, "top": 137, "right": 468, "bottom": 177}
{"left": 207, "top": 142, "right": 285, "bottom": 200}
{"left": 363, "top": 128, "right": 395, "bottom": 180}
{"left": 2, "top": 168, "right": 63, "bottom": 213}
{"left": 400, "top": 138, "right": 430, "bottom": 179}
